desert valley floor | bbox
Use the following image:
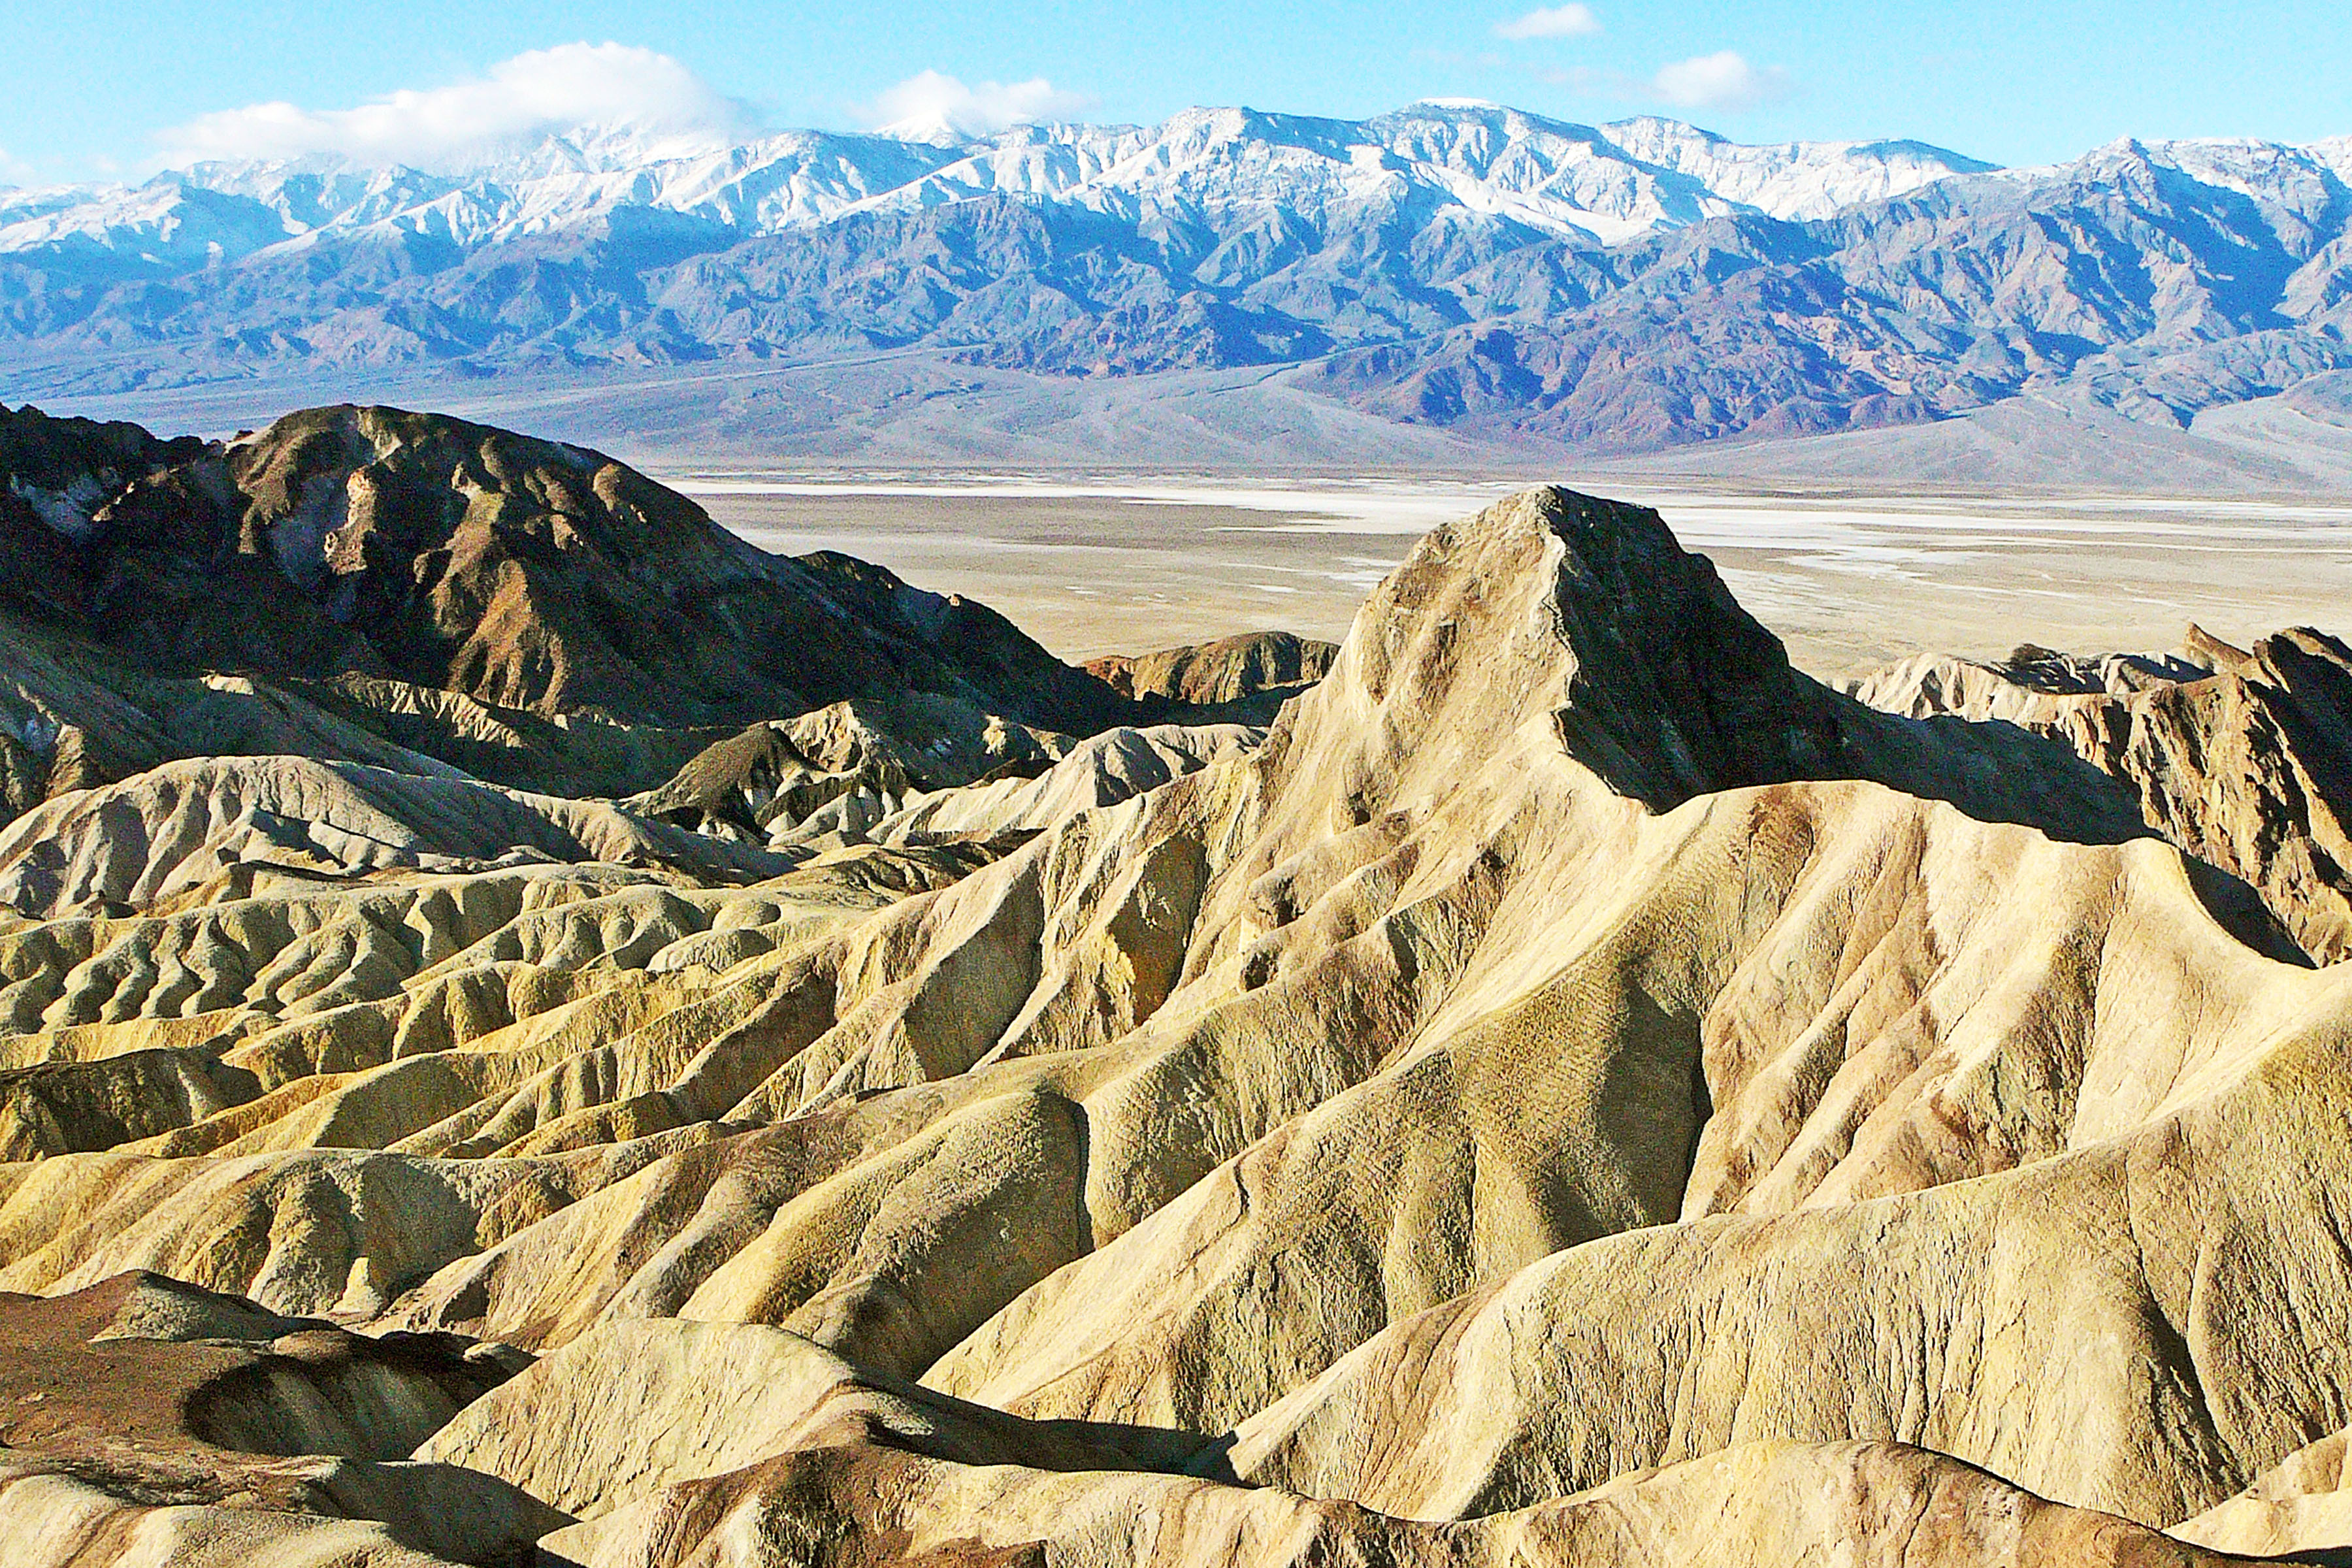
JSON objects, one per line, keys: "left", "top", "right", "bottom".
{"left": 692, "top": 476, "right": 2352, "bottom": 676}
{"left": 1, "top": 401, "right": 2351, "bottom": 1567}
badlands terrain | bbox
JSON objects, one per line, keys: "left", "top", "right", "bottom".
{"left": 1, "top": 399, "right": 2351, "bottom": 1565}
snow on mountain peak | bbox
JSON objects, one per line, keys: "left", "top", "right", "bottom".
{"left": 0, "top": 103, "right": 2004, "bottom": 268}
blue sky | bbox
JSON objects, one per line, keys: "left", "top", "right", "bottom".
{"left": 1, "top": 0, "right": 2346, "bottom": 183}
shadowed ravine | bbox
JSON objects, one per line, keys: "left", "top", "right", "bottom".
{"left": 0, "top": 402, "right": 2349, "bottom": 1565}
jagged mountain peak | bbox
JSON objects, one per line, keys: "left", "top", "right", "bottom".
{"left": 1271, "top": 486, "right": 2159, "bottom": 872}
{"left": 1287, "top": 487, "right": 1838, "bottom": 815}
{"left": 2004, "top": 131, "right": 2352, "bottom": 197}
{"left": 0, "top": 103, "right": 1992, "bottom": 265}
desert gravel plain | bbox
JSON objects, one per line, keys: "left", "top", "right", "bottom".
{"left": 693, "top": 476, "right": 2352, "bottom": 676}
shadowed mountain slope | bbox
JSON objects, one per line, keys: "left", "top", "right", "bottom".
{"left": 1850, "top": 625, "right": 2352, "bottom": 960}
{"left": 0, "top": 402, "right": 1240, "bottom": 842}
{"left": 0, "top": 400, "right": 1127, "bottom": 733}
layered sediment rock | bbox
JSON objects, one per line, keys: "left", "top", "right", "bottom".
{"left": 0, "top": 1271, "right": 556, "bottom": 1566}
{"left": 0, "top": 402, "right": 1173, "bottom": 828}
{"left": 0, "top": 438, "right": 2345, "bottom": 1568}
{"left": 1850, "top": 628, "right": 2352, "bottom": 961}
{"left": 1085, "top": 631, "right": 1339, "bottom": 722}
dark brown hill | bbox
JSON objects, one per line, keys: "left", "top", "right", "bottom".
{"left": 0, "top": 402, "right": 1126, "bottom": 734}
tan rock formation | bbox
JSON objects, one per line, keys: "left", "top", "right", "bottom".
{"left": 0, "top": 754, "right": 800, "bottom": 921}
{"left": 0, "top": 1468, "right": 474, "bottom": 1568}
{"left": 419, "top": 1318, "right": 1198, "bottom": 1524}
{"left": 1086, "top": 630, "right": 1340, "bottom": 721}
{"left": 2172, "top": 1421, "right": 2352, "bottom": 1556}
{"left": 781, "top": 721, "right": 1262, "bottom": 848}
{"left": 0, "top": 455, "right": 2346, "bottom": 1568}
{"left": 544, "top": 1436, "right": 2239, "bottom": 1568}
{"left": 1849, "top": 626, "right": 2352, "bottom": 960}
{"left": 0, "top": 1271, "right": 556, "bottom": 1565}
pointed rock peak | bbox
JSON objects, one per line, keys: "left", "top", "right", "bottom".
{"left": 2249, "top": 625, "right": 2352, "bottom": 748}
{"left": 1297, "top": 486, "right": 1840, "bottom": 814}
{"left": 2183, "top": 622, "right": 2256, "bottom": 674}
{"left": 1527, "top": 488, "right": 1842, "bottom": 809}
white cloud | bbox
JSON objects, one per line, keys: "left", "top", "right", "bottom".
{"left": 1494, "top": 5, "right": 1603, "bottom": 41}
{"left": 155, "top": 42, "right": 754, "bottom": 169}
{"left": 864, "top": 70, "right": 1096, "bottom": 141}
{"left": 1648, "top": 51, "right": 1791, "bottom": 113}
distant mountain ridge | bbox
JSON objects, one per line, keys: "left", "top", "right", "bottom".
{"left": 2, "top": 103, "right": 2349, "bottom": 452}
{"left": 0, "top": 106, "right": 1984, "bottom": 258}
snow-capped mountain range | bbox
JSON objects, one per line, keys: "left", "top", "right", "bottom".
{"left": 0, "top": 106, "right": 1989, "bottom": 261}
{"left": 1, "top": 101, "right": 2348, "bottom": 452}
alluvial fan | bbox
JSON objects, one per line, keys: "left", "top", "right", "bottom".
{"left": 0, "top": 402, "right": 2347, "bottom": 1567}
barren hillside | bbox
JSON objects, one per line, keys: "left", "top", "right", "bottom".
{"left": 0, "top": 404, "right": 2347, "bottom": 1567}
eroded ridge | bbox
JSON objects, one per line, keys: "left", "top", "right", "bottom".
{"left": 0, "top": 418, "right": 2344, "bottom": 1567}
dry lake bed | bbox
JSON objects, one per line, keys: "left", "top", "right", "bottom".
{"left": 681, "top": 474, "right": 2352, "bottom": 679}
